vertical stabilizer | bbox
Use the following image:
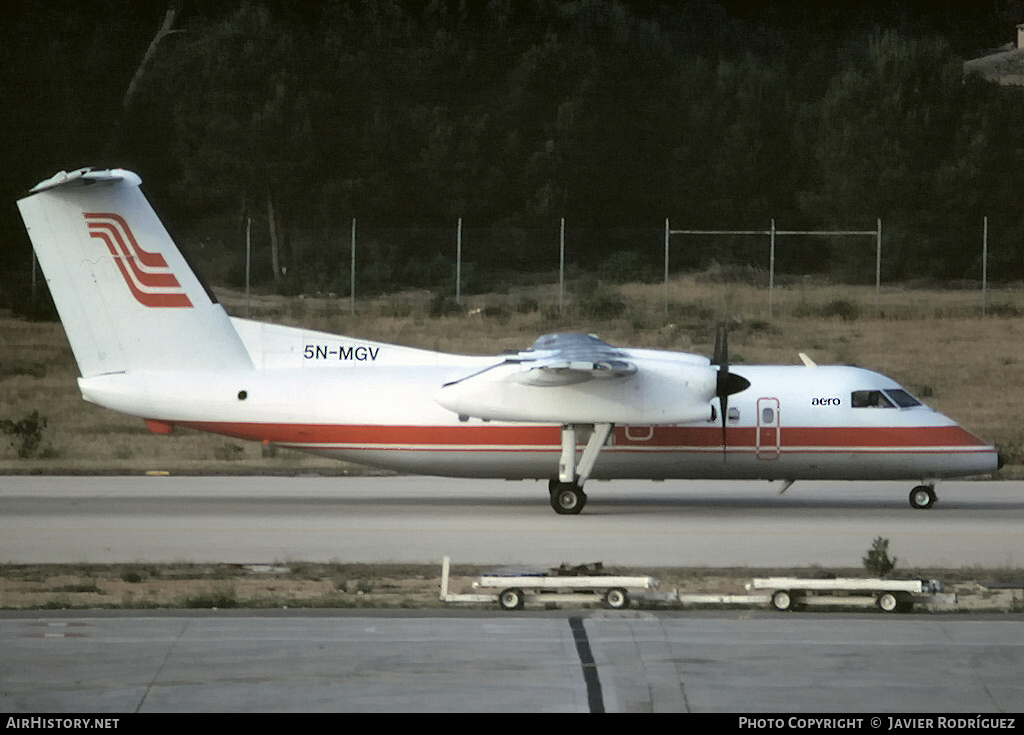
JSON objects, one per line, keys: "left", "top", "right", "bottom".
{"left": 17, "top": 168, "right": 252, "bottom": 377}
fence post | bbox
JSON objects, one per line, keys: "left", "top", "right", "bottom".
{"left": 664, "top": 218, "right": 670, "bottom": 318}
{"left": 455, "top": 217, "right": 462, "bottom": 304}
{"left": 559, "top": 217, "right": 565, "bottom": 314}
{"left": 350, "top": 218, "right": 356, "bottom": 315}
{"left": 769, "top": 219, "right": 776, "bottom": 319}
{"left": 245, "top": 217, "right": 252, "bottom": 317}
{"left": 875, "top": 218, "right": 882, "bottom": 318}
{"left": 982, "top": 216, "right": 988, "bottom": 316}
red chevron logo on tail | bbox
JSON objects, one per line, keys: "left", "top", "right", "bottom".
{"left": 84, "top": 212, "right": 192, "bottom": 308}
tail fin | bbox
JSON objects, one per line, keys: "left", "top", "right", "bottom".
{"left": 17, "top": 168, "right": 252, "bottom": 377}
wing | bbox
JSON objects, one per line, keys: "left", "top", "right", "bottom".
{"left": 435, "top": 333, "right": 719, "bottom": 425}
{"left": 440, "top": 333, "right": 636, "bottom": 388}
{"left": 511, "top": 333, "right": 637, "bottom": 386}
{"left": 514, "top": 356, "right": 636, "bottom": 386}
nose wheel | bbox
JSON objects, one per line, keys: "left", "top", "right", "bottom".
{"left": 549, "top": 480, "right": 587, "bottom": 515}
{"left": 909, "top": 484, "right": 937, "bottom": 509}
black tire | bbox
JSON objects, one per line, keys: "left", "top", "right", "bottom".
{"left": 550, "top": 483, "right": 587, "bottom": 515}
{"left": 909, "top": 485, "right": 936, "bottom": 510}
{"left": 604, "top": 588, "right": 630, "bottom": 610}
{"left": 771, "top": 590, "right": 794, "bottom": 611}
{"left": 877, "top": 592, "right": 900, "bottom": 612}
{"left": 499, "top": 588, "right": 525, "bottom": 611}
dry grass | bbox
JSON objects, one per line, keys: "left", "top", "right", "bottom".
{"left": 1, "top": 274, "right": 1022, "bottom": 474}
{"left": 0, "top": 562, "right": 455, "bottom": 610}
{"left": 1, "top": 562, "right": 1020, "bottom": 612}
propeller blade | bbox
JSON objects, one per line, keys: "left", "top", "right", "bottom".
{"left": 711, "top": 323, "right": 750, "bottom": 460}
{"left": 719, "top": 392, "right": 729, "bottom": 459}
{"left": 715, "top": 323, "right": 729, "bottom": 459}
{"left": 712, "top": 322, "right": 734, "bottom": 368}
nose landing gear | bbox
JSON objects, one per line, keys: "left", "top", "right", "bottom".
{"left": 909, "top": 484, "right": 937, "bottom": 509}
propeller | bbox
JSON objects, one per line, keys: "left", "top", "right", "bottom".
{"left": 711, "top": 323, "right": 751, "bottom": 459}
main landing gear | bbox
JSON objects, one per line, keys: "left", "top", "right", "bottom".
{"left": 909, "top": 484, "right": 937, "bottom": 510}
{"left": 548, "top": 423, "right": 612, "bottom": 515}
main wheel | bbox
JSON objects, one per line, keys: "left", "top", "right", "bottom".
{"left": 604, "top": 588, "right": 630, "bottom": 610}
{"left": 550, "top": 482, "right": 587, "bottom": 515}
{"left": 877, "top": 592, "right": 899, "bottom": 612}
{"left": 499, "top": 588, "right": 525, "bottom": 610}
{"left": 909, "top": 485, "right": 936, "bottom": 510}
{"left": 771, "top": 590, "right": 793, "bottom": 611}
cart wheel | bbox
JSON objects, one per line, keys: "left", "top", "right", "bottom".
{"left": 499, "top": 588, "right": 525, "bottom": 611}
{"left": 604, "top": 588, "right": 630, "bottom": 610}
{"left": 877, "top": 593, "right": 900, "bottom": 612}
{"left": 771, "top": 590, "right": 793, "bottom": 611}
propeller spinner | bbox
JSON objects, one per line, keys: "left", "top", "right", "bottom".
{"left": 712, "top": 323, "right": 750, "bottom": 458}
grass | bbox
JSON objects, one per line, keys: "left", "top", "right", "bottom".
{"left": 2, "top": 562, "right": 1020, "bottom": 611}
{"left": 1, "top": 273, "right": 1022, "bottom": 475}
{"left": 0, "top": 562, "right": 478, "bottom": 611}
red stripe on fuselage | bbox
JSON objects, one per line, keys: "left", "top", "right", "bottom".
{"left": 176, "top": 421, "right": 560, "bottom": 446}
{"left": 171, "top": 421, "right": 988, "bottom": 451}
{"left": 615, "top": 425, "right": 987, "bottom": 449}
{"left": 782, "top": 425, "right": 986, "bottom": 448}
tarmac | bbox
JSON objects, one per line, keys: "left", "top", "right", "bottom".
{"left": 3, "top": 610, "right": 1022, "bottom": 713}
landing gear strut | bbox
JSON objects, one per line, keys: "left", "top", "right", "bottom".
{"left": 548, "top": 423, "right": 612, "bottom": 515}
{"left": 909, "top": 484, "right": 937, "bottom": 510}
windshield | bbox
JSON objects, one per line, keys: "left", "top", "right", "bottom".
{"left": 851, "top": 389, "right": 922, "bottom": 408}
{"left": 884, "top": 389, "right": 922, "bottom": 408}
{"left": 851, "top": 390, "right": 893, "bottom": 408}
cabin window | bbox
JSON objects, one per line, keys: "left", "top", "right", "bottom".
{"left": 761, "top": 407, "right": 775, "bottom": 424}
{"left": 884, "top": 389, "right": 922, "bottom": 408}
{"left": 851, "top": 390, "right": 894, "bottom": 408}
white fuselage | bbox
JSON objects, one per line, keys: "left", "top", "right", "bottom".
{"left": 19, "top": 168, "right": 997, "bottom": 496}
{"left": 77, "top": 321, "right": 998, "bottom": 483}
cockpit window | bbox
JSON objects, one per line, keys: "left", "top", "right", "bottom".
{"left": 852, "top": 389, "right": 922, "bottom": 408}
{"left": 851, "top": 390, "right": 894, "bottom": 408}
{"left": 883, "top": 389, "right": 922, "bottom": 408}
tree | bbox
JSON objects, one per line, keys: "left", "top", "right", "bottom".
{"left": 862, "top": 536, "right": 897, "bottom": 577}
{"left": 801, "top": 32, "right": 972, "bottom": 278}
{"left": 137, "top": 4, "right": 316, "bottom": 287}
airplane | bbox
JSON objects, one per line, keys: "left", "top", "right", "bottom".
{"left": 16, "top": 168, "right": 1002, "bottom": 514}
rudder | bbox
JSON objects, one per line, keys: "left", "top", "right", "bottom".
{"left": 17, "top": 168, "right": 252, "bottom": 377}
